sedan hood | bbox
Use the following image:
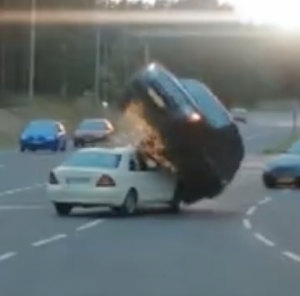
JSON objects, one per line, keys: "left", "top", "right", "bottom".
{"left": 266, "top": 154, "right": 300, "bottom": 170}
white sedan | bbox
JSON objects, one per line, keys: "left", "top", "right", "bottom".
{"left": 46, "top": 146, "right": 179, "bottom": 216}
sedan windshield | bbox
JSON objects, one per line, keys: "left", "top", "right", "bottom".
{"left": 78, "top": 120, "right": 107, "bottom": 131}
{"left": 23, "top": 121, "right": 56, "bottom": 134}
{"left": 286, "top": 140, "right": 300, "bottom": 154}
{"left": 63, "top": 151, "right": 122, "bottom": 168}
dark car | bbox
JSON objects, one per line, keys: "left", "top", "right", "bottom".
{"left": 20, "top": 119, "right": 67, "bottom": 152}
{"left": 73, "top": 118, "right": 114, "bottom": 148}
{"left": 263, "top": 139, "right": 300, "bottom": 188}
{"left": 121, "top": 63, "right": 244, "bottom": 205}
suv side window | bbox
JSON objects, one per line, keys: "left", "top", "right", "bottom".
{"left": 181, "top": 80, "right": 231, "bottom": 128}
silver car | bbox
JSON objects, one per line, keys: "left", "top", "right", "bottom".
{"left": 73, "top": 118, "right": 114, "bottom": 147}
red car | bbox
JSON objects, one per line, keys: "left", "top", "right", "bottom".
{"left": 73, "top": 118, "right": 114, "bottom": 147}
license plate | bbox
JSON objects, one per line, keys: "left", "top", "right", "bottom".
{"left": 277, "top": 177, "right": 294, "bottom": 183}
{"left": 66, "top": 177, "right": 89, "bottom": 184}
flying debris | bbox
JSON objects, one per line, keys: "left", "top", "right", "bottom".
{"left": 121, "top": 63, "right": 244, "bottom": 204}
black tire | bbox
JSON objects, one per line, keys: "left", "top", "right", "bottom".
{"left": 60, "top": 141, "right": 67, "bottom": 151}
{"left": 169, "top": 181, "right": 182, "bottom": 213}
{"left": 20, "top": 145, "right": 26, "bottom": 152}
{"left": 54, "top": 203, "right": 72, "bottom": 216}
{"left": 117, "top": 190, "right": 138, "bottom": 216}
{"left": 51, "top": 142, "right": 59, "bottom": 152}
{"left": 168, "top": 199, "right": 181, "bottom": 213}
{"left": 263, "top": 176, "right": 276, "bottom": 188}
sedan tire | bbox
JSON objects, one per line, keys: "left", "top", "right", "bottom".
{"left": 54, "top": 203, "right": 72, "bottom": 216}
{"left": 116, "top": 190, "right": 138, "bottom": 216}
{"left": 263, "top": 175, "right": 276, "bottom": 189}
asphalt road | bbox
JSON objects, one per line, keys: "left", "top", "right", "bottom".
{"left": 0, "top": 111, "right": 299, "bottom": 296}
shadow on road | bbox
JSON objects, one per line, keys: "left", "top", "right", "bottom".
{"left": 65, "top": 205, "right": 241, "bottom": 221}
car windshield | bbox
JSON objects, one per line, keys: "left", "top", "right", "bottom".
{"left": 63, "top": 151, "right": 122, "bottom": 168}
{"left": 78, "top": 120, "right": 107, "bottom": 131}
{"left": 23, "top": 120, "right": 56, "bottom": 134}
{"left": 286, "top": 140, "right": 300, "bottom": 154}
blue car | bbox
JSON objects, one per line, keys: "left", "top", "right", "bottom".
{"left": 263, "top": 139, "right": 300, "bottom": 188}
{"left": 20, "top": 119, "right": 67, "bottom": 152}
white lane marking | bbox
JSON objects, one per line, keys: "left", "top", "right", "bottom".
{"left": 254, "top": 232, "right": 275, "bottom": 247}
{"left": 0, "top": 252, "right": 17, "bottom": 262}
{"left": 76, "top": 219, "right": 103, "bottom": 232}
{"left": 0, "top": 183, "right": 45, "bottom": 197}
{"left": 258, "top": 197, "right": 272, "bottom": 205}
{"left": 244, "top": 130, "right": 279, "bottom": 141}
{"left": 243, "top": 219, "right": 252, "bottom": 230}
{"left": 246, "top": 206, "right": 257, "bottom": 216}
{"left": 282, "top": 251, "right": 300, "bottom": 263}
{"left": 0, "top": 205, "right": 44, "bottom": 210}
{"left": 32, "top": 234, "right": 67, "bottom": 247}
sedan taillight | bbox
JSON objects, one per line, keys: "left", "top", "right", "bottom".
{"left": 49, "top": 172, "right": 59, "bottom": 185}
{"left": 96, "top": 174, "right": 115, "bottom": 187}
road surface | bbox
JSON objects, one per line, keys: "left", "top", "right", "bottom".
{"left": 0, "top": 111, "right": 299, "bottom": 296}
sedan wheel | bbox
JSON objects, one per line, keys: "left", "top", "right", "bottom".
{"left": 54, "top": 203, "right": 72, "bottom": 216}
{"left": 119, "top": 190, "right": 138, "bottom": 216}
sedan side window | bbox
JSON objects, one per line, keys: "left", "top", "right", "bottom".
{"left": 129, "top": 157, "right": 138, "bottom": 171}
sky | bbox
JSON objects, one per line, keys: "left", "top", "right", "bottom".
{"left": 218, "top": 0, "right": 300, "bottom": 30}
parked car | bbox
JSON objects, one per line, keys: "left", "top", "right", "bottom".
{"left": 73, "top": 118, "right": 114, "bottom": 148}
{"left": 19, "top": 119, "right": 67, "bottom": 152}
{"left": 46, "top": 146, "right": 179, "bottom": 216}
{"left": 262, "top": 139, "right": 300, "bottom": 188}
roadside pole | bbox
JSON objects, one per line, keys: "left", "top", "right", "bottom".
{"left": 28, "top": 0, "right": 36, "bottom": 104}
{"left": 292, "top": 100, "right": 298, "bottom": 135}
{"left": 94, "top": 28, "right": 101, "bottom": 108}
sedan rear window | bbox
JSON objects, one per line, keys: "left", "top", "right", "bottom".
{"left": 63, "top": 152, "right": 122, "bottom": 169}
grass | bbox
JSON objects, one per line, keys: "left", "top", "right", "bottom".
{"left": 263, "top": 131, "right": 300, "bottom": 154}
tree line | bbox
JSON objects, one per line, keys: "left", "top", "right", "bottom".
{"left": 1, "top": 0, "right": 300, "bottom": 107}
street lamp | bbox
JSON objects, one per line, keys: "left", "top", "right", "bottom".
{"left": 102, "top": 101, "right": 108, "bottom": 108}
{"left": 28, "top": 0, "right": 36, "bottom": 103}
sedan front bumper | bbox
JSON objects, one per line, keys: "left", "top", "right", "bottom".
{"left": 21, "top": 139, "right": 58, "bottom": 150}
{"left": 263, "top": 171, "right": 300, "bottom": 187}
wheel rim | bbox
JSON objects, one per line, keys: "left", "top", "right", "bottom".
{"left": 125, "top": 194, "right": 136, "bottom": 214}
